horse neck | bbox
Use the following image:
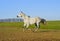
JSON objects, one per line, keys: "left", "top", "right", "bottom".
{"left": 22, "top": 15, "right": 29, "bottom": 20}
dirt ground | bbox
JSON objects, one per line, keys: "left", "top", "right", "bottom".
{"left": 0, "top": 28, "right": 60, "bottom": 41}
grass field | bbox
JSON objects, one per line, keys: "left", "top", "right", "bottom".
{"left": 0, "top": 21, "right": 60, "bottom": 41}
{"left": 0, "top": 21, "right": 60, "bottom": 29}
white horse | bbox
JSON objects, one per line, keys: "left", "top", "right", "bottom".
{"left": 17, "top": 11, "right": 46, "bottom": 31}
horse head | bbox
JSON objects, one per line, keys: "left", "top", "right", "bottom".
{"left": 17, "top": 11, "right": 26, "bottom": 18}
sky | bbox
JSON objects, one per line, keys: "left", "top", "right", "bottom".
{"left": 0, "top": 0, "right": 60, "bottom": 20}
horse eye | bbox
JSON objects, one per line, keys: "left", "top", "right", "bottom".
{"left": 21, "top": 16, "right": 22, "bottom": 17}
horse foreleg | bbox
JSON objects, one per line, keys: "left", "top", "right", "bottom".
{"left": 26, "top": 24, "right": 31, "bottom": 31}
{"left": 24, "top": 23, "right": 26, "bottom": 28}
{"left": 23, "top": 23, "right": 26, "bottom": 32}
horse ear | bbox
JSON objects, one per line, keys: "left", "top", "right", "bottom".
{"left": 21, "top": 11, "right": 25, "bottom": 14}
{"left": 21, "top": 11, "right": 23, "bottom": 13}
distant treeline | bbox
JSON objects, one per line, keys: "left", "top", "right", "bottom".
{"left": 0, "top": 18, "right": 23, "bottom": 22}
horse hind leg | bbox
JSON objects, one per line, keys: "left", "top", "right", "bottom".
{"left": 34, "top": 22, "right": 40, "bottom": 32}
{"left": 36, "top": 22, "right": 40, "bottom": 28}
{"left": 35, "top": 23, "right": 37, "bottom": 28}
{"left": 33, "top": 23, "right": 38, "bottom": 32}
{"left": 38, "top": 22, "right": 40, "bottom": 28}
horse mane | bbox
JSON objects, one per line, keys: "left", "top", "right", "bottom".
{"left": 21, "top": 11, "right": 26, "bottom": 16}
{"left": 21, "top": 11, "right": 31, "bottom": 18}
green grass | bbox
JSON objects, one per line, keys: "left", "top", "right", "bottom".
{"left": 0, "top": 22, "right": 23, "bottom": 27}
{"left": 0, "top": 21, "right": 60, "bottom": 29}
{"left": 40, "top": 21, "right": 60, "bottom": 29}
